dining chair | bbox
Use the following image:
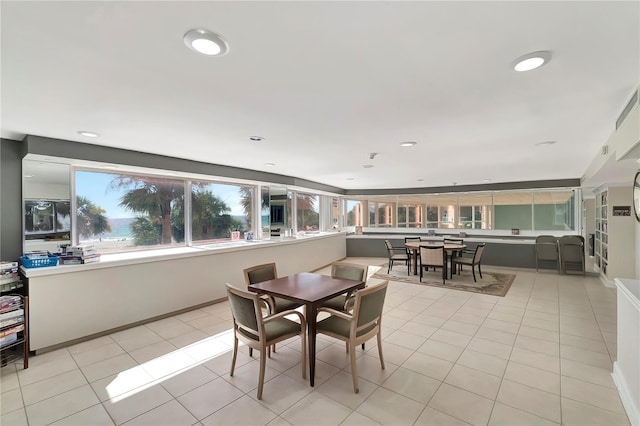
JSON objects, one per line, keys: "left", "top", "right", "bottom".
{"left": 226, "top": 283, "right": 307, "bottom": 400}
{"left": 451, "top": 243, "right": 486, "bottom": 282}
{"left": 443, "top": 237, "right": 464, "bottom": 271}
{"left": 384, "top": 239, "right": 410, "bottom": 274}
{"left": 321, "top": 262, "right": 368, "bottom": 312}
{"left": 419, "top": 245, "right": 447, "bottom": 285}
{"left": 404, "top": 237, "right": 421, "bottom": 272}
{"left": 316, "top": 280, "right": 389, "bottom": 393}
{"left": 559, "top": 235, "right": 585, "bottom": 275}
{"left": 535, "top": 235, "right": 560, "bottom": 272}
{"left": 243, "top": 263, "right": 301, "bottom": 314}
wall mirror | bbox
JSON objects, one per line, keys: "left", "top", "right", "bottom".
{"left": 23, "top": 158, "right": 71, "bottom": 252}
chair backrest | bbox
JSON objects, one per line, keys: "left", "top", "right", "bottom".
{"left": 472, "top": 243, "right": 486, "bottom": 263}
{"left": 535, "top": 235, "right": 558, "bottom": 260}
{"left": 560, "top": 235, "right": 583, "bottom": 246}
{"left": 226, "top": 283, "right": 262, "bottom": 340}
{"left": 331, "top": 262, "right": 367, "bottom": 282}
{"left": 404, "top": 237, "right": 421, "bottom": 254}
{"left": 351, "top": 281, "right": 388, "bottom": 331}
{"left": 444, "top": 238, "right": 463, "bottom": 245}
{"left": 243, "top": 263, "right": 277, "bottom": 287}
{"left": 419, "top": 245, "right": 445, "bottom": 266}
{"left": 384, "top": 240, "right": 394, "bottom": 255}
{"left": 559, "top": 236, "right": 584, "bottom": 262}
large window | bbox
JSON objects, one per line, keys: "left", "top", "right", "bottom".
{"left": 426, "top": 194, "right": 457, "bottom": 229}
{"left": 369, "top": 200, "right": 394, "bottom": 227}
{"left": 397, "top": 196, "right": 424, "bottom": 228}
{"left": 345, "top": 199, "right": 363, "bottom": 226}
{"left": 188, "top": 181, "right": 253, "bottom": 245}
{"left": 533, "top": 191, "right": 575, "bottom": 230}
{"left": 296, "top": 192, "right": 319, "bottom": 232}
{"left": 458, "top": 193, "right": 492, "bottom": 229}
{"left": 75, "top": 171, "right": 185, "bottom": 252}
{"left": 493, "top": 192, "right": 533, "bottom": 230}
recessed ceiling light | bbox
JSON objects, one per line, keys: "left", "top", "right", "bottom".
{"left": 249, "top": 136, "right": 264, "bottom": 142}
{"left": 346, "top": 177, "right": 355, "bottom": 180}
{"left": 417, "top": 179, "right": 424, "bottom": 182}
{"left": 78, "top": 131, "right": 99, "bottom": 138}
{"left": 264, "top": 162, "right": 276, "bottom": 167}
{"left": 483, "top": 179, "right": 492, "bottom": 183}
{"left": 184, "top": 29, "right": 229, "bottom": 56}
{"left": 535, "top": 140, "right": 557, "bottom": 146}
{"left": 513, "top": 51, "right": 551, "bottom": 72}
{"left": 400, "top": 141, "right": 417, "bottom": 147}
{"left": 363, "top": 165, "right": 374, "bottom": 169}
{"left": 24, "top": 174, "right": 34, "bottom": 178}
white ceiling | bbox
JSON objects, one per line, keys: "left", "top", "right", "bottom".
{"left": 2, "top": 1, "right": 639, "bottom": 191}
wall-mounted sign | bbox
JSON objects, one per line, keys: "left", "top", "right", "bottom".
{"left": 612, "top": 205, "right": 631, "bottom": 216}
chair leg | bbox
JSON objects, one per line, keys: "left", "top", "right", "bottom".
{"left": 230, "top": 336, "right": 238, "bottom": 376}
{"left": 419, "top": 266, "right": 423, "bottom": 282}
{"left": 257, "top": 346, "right": 266, "bottom": 400}
{"left": 249, "top": 347, "right": 253, "bottom": 357}
{"left": 349, "top": 343, "right": 359, "bottom": 393}
{"left": 387, "top": 260, "right": 391, "bottom": 274}
{"left": 362, "top": 343, "right": 365, "bottom": 350}
{"left": 471, "top": 266, "right": 477, "bottom": 282}
{"left": 377, "top": 331, "right": 385, "bottom": 370}
{"left": 478, "top": 264, "right": 482, "bottom": 279}
{"left": 301, "top": 329, "right": 307, "bottom": 380}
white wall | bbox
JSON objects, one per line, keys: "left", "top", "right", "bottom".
{"left": 25, "top": 233, "right": 347, "bottom": 352}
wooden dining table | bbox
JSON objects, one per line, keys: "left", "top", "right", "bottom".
{"left": 405, "top": 241, "right": 467, "bottom": 276}
{"left": 248, "top": 272, "right": 365, "bottom": 386}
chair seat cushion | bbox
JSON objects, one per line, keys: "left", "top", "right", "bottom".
{"left": 453, "top": 257, "right": 474, "bottom": 266}
{"left": 390, "top": 254, "right": 408, "bottom": 260}
{"left": 273, "top": 297, "right": 302, "bottom": 312}
{"left": 239, "top": 317, "right": 301, "bottom": 341}
{"left": 317, "top": 315, "right": 376, "bottom": 338}
{"left": 321, "top": 295, "right": 347, "bottom": 311}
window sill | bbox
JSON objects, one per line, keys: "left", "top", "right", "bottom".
{"left": 21, "top": 231, "right": 346, "bottom": 278}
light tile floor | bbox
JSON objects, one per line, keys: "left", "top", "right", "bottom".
{"left": 0, "top": 258, "right": 630, "bottom": 425}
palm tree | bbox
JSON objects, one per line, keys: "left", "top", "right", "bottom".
{"left": 76, "top": 195, "right": 111, "bottom": 238}
{"left": 172, "top": 189, "right": 243, "bottom": 241}
{"left": 111, "top": 175, "right": 183, "bottom": 244}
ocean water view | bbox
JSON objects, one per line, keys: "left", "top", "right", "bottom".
{"left": 99, "top": 217, "right": 135, "bottom": 240}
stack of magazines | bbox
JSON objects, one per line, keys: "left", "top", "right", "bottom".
{"left": 0, "top": 261, "right": 22, "bottom": 293}
{"left": 59, "top": 245, "right": 101, "bottom": 265}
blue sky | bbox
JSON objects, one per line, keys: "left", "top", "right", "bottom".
{"left": 75, "top": 171, "right": 246, "bottom": 218}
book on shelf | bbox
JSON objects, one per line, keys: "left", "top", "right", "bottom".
{"left": 0, "top": 261, "right": 18, "bottom": 271}
{"left": 24, "top": 251, "right": 51, "bottom": 259}
{"left": 60, "top": 253, "right": 101, "bottom": 265}
{"left": 0, "top": 275, "right": 21, "bottom": 284}
{"left": 0, "top": 324, "right": 24, "bottom": 338}
{"left": 0, "top": 295, "right": 22, "bottom": 310}
{"left": 0, "top": 281, "right": 23, "bottom": 293}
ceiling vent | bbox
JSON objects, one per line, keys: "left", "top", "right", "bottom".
{"left": 601, "top": 145, "right": 609, "bottom": 155}
{"left": 616, "top": 89, "right": 639, "bottom": 130}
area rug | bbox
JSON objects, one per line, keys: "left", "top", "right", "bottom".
{"left": 370, "top": 264, "right": 515, "bottom": 297}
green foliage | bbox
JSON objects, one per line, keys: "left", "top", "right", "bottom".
{"left": 171, "top": 189, "right": 245, "bottom": 242}
{"left": 111, "top": 175, "right": 183, "bottom": 244}
{"left": 130, "top": 217, "right": 161, "bottom": 246}
{"left": 76, "top": 195, "right": 112, "bottom": 238}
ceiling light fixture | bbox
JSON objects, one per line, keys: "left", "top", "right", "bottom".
{"left": 24, "top": 174, "right": 34, "bottom": 178}
{"left": 264, "top": 162, "right": 276, "bottom": 167}
{"left": 184, "top": 28, "right": 229, "bottom": 56}
{"left": 535, "top": 140, "right": 557, "bottom": 146}
{"left": 417, "top": 179, "right": 424, "bottom": 182}
{"left": 346, "top": 178, "right": 355, "bottom": 180}
{"left": 513, "top": 51, "right": 551, "bottom": 72}
{"left": 78, "top": 131, "right": 99, "bottom": 138}
{"left": 483, "top": 179, "right": 492, "bottom": 183}
{"left": 363, "top": 165, "right": 374, "bottom": 169}
{"left": 249, "top": 136, "right": 264, "bottom": 142}
{"left": 400, "top": 141, "right": 417, "bottom": 147}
